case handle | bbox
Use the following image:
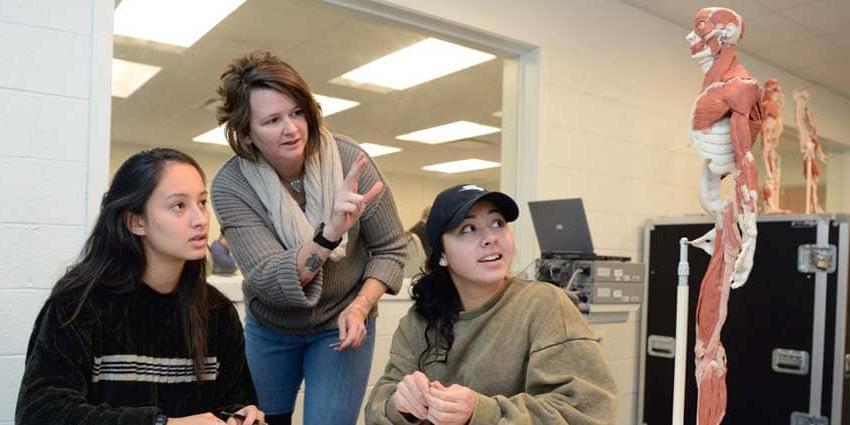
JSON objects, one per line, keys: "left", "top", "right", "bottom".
{"left": 647, "top": 335, "right": 676, "bottom": 359}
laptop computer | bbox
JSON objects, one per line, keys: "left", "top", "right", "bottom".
{"left": 528, "top": 198, "right": 629, "bottom": 261}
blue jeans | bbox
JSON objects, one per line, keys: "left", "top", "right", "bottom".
{"left": 244, "top": 314, "right": 376, "bottom": 424}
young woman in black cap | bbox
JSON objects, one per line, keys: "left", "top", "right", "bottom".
{"left": 365, "top": 184, "right": 617, "bottom": 424}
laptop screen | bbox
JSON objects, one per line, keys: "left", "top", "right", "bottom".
{"left": 528, "top": 198, "right": 594, "bottom": 255}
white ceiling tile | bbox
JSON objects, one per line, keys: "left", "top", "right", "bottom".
{"left": 755, "top": 35, "right": 837, "bottom": 74}
{"left": 823, "top": 30, "right": 850, "bottom": 49}
{"left": 779, "top": 0, "right": 850, "bottom": 37}
{"left": 208, "top": 0, "right": 345, "bottom": 49}
{"left": 623, "top": 0, "right": 773, "bottom": 28}
{"left": 796, "top": 59, "right": 850, "bottom": 98}
{"left": 754, "top": 0, "right": 824, "bottom": 13}
{"left": 738, "top": 12, "right": 815, "bottom": 51}
{"left": 621, "top": 0, "right": 698, "bottom": 26}
{"left": 697, "top": 0, "right": 774, "bottom": 20}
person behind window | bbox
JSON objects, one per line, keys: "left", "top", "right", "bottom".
{"left": 210, "top": 234, "right": 238, "bottom": 275}
{"left": 212, "top": 51, "right": 406, "bottom": 425}
{"left": 365, "top": 184, "right": 617, "bottom": 424}
{"left": 402, "top": 231, "right": 427, "bottom": 280}
{"left": 16, "top": 148, "right": 262, "bottom": 425}
{"left": 408, "top": 206, "right": 431, "bottom": 258}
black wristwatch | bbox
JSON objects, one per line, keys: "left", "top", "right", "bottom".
{"left": 153, "top": 413, "right": 168, "bottom": 425}
{"left": 313, "top": 222, "right": 342, "bottom": 250}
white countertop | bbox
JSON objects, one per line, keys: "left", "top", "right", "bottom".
{"left": 208, "top": 274, "right": 243, "bottom": 302}
{"left": 207, "top": 275, "right": 413, "bottom": 304}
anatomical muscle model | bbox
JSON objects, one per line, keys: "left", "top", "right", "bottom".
{"left": 685, "top": 8, "right": 762, "bottom": 425}
{"left": 761, "top": 79, "right": 788, "bottom": 213}
{"left": 793, "top": 88, "right": 827, "bottom": 214}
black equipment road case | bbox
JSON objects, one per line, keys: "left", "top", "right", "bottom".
{"left": 638, "top": 214, "right": 850, "bottom": 425}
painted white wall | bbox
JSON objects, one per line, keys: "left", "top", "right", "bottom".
{"left": 0, "top": 0, "right": 112, "bottom": 422}
{"left": 827, "top": 151, "right": 850, "bottom": 213}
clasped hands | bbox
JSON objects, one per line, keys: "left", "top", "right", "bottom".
{"left": 392, "top": 371, "right": 477, "bottom": 425}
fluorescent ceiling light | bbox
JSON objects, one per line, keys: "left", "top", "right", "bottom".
{"left": 397, "top": 121, "right": 500, "bottom": 144}
{"left": 314, "top": 94, "right": 359, "bottom": 117}
{"left": 192, "top": 126, "right": 228, "bottom": 145}
{"left": 359, "top": 143, "right": 401, "bottom": 158}
{"left": 335, "top": 38, "right": 495, "bottom": 91}
{"left": 114, "top": 0, "right": 246, "bottom": 48}
{"left": 112, "top": 58, "right": 161, "bottom": 98}
{"left": 422, "top": 159, "right": 500, "bottom": 174}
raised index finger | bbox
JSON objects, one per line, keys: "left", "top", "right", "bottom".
{"left": 343, "top": 153, "right": 368, "bottom": 192}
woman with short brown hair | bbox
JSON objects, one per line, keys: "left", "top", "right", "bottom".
{"left": 212, "top": 50, "right": 406, "bottom": 425}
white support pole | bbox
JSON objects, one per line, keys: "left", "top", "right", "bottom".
{"left": 673, "top": 237, "right": 690, "bottom": 425}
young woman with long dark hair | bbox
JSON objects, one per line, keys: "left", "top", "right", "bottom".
{"left": 366, "top": 184, "right": 618, "bottom": 424}
{"left": 16, "top": 148, "right": 263, "bottom": 425}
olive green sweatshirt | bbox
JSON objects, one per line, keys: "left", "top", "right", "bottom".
{"left": 365, "top": 278, "right": 617, "bottom": 424}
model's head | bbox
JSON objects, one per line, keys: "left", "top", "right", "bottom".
{"left": 686, "top": 7, "right": 743, "bottom": 73}
{"left": 764, "top": 78, "right": 784, "bottom": 105}
{"left": 764, "top": 78, "right": 780, "bottom": 94}
{"left": 425, "top": 184, "right": 518, "bottom": 288}
{"left": 217, "top": 50, "right": 323, "bottom": 163}
{"left": 794, "top": 87, "right": 810, "bottom": 103}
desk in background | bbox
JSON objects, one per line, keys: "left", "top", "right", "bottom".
{"left": 208, "top": 274, "right": 245, "bottom": 320}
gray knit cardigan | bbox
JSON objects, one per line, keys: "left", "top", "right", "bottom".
{"left": 211, "top": 134, "right": 407, "bottom": 334}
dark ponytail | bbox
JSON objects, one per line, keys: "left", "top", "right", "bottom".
{"left": 410, "top": 238, "right": 462, "bottom": 368}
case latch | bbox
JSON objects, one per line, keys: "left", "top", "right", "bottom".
{"left": 844, "top": 354, "right": 850, "bottom": 377}
{"left": 790, "top": 412, "right": 828, "bottom": 425}
{"left": 798, "top": 245, "right": 837, "bottom": 273}
{"left": 772, "top": 348, "right": 809, "bottom": 375}
{"left": 646, "top": 335, "right": 675, "bottom": 359}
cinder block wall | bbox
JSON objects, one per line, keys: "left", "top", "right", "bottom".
{"left": 0, "top": 1, "right": 105, "bottom": 422}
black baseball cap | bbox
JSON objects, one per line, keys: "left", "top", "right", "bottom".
{"left": 425, "top": 184, "right": 519, "bottom": 249}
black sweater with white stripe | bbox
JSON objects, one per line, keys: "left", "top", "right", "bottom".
{"left": 16, "top": 282, "right": 257, "bottom": 424}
